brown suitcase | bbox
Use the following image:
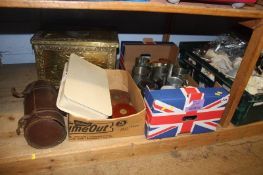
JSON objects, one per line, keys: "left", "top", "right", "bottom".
{"left": 13, "top": 80, "right": 67, "bottom": 149}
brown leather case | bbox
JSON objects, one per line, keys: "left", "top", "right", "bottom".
{"left": 13, "top": 80, "right": 67, "bottom": 149}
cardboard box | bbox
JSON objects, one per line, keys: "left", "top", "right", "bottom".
{"left": 119, "top": 40, "right": 179, "bottom": 73}
{"left": 68, "top": 70, "right": 146, "bottom": 141}
{"left": 119, "top": 40, "right": 198, "bottom": 88}
{"left": 144, "top": 87, "right": 229, "bottom": 139}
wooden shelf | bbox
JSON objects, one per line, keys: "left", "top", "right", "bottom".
{"left": 1, "top": 64, "right": 263, "bottom": 174}
{"left": 0, "top": 0, "right": 262, "bottom": 171}
{"left": 0, "top": 0, "right": 263, "bottom": 18}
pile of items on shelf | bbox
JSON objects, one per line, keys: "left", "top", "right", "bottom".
{"left": 11, "top": 30, "right": 262, "bottom": 149}
{"left": 120, "top": 40, "right": 229, "bottom": 139}
{"left": 179, "top": 34, "right": 263, "bottom": 126}
{"left": 192, "top": 34, "right": 263, "bottom": 95}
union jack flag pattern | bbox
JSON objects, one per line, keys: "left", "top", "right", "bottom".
{"left": 144, "top": 87, "right": 229, "bottom": 139}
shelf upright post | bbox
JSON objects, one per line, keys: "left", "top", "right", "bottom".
{"left": 162, "top": 14, "right": 174, "bottom": 42}
{"left": 220, "top": 19, "right": 263, "bottom": 127}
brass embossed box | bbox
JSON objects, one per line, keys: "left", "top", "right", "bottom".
{"left": 31, "top": 31, "right": 118, "bottom": 85}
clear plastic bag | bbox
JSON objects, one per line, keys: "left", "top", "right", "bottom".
{"left": 211, "top": 34, "right": 246, "bottom": 60}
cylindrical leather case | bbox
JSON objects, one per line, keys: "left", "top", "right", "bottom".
{"left": 13, "top": 80, "right": 67, "bottom": 149}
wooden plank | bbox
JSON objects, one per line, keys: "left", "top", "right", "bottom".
{"left": 220, "top": 19, "right": 263, "bottom": 127}
{"left": 0, "top": 64, "right": 263, "bottom": 174}
{"left": 0, "top": 64, "right": 37, "bottom": 136}
{"left": 36, "top": 134, "right": 263, "bottom": 175}
{"left": 162, "top": 14, "right": 173, "bottom": 42}
{"left": 0, "top": 122, "right": 263, "bottom": 174}
{"left": 239, "top": 19, "right": 263, "bottom": 29}
{"left": 0, "top": 0, "right": 262, "bottom": 18}
{"left": 257, "top": 0, "right": 263, "bottom": 6}
{"left": 162, "top": 34, "right": 170, "bottom": 42}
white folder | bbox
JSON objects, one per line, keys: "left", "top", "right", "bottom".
{"left": 56, "top": 53, "right": 112, "bottom": 119}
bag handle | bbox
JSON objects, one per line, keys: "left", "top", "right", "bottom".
{"left": 11, "top": 81, "right": 37, "bottom": 98}
{"left": 16, "top": 115, "right": 31, "bottom": 135}
{"left": 11, "top": 88, "right": 25, "bottom": 98}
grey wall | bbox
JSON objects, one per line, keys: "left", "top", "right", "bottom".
{"left": 0, "top": 34, "right": 34, "bottom": 64}
{"left": 0, "top": 33, "right": 217, "bottom": 64}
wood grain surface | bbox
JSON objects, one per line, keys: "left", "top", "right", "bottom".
{"left": 0, "top": 0, "right": 262, "bottom": 18}
{"left": 35, "top": 135, "right": 263, "bottom": 175}
{"left": 257, "top": 0, "right": 263, "bottom": 6}
{"left": 239, "top": 19, "right": 263, "bottom": 29}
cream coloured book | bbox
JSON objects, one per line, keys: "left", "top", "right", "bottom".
{"left": 56, "top": 53, "right": 112, "bottom": 119}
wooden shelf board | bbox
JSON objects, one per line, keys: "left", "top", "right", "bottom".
{"left": 0, "top": 63, "right": 263, "bottom": 174}
{"left": 0, "top": 0, "right": 262, "bottom": 18}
